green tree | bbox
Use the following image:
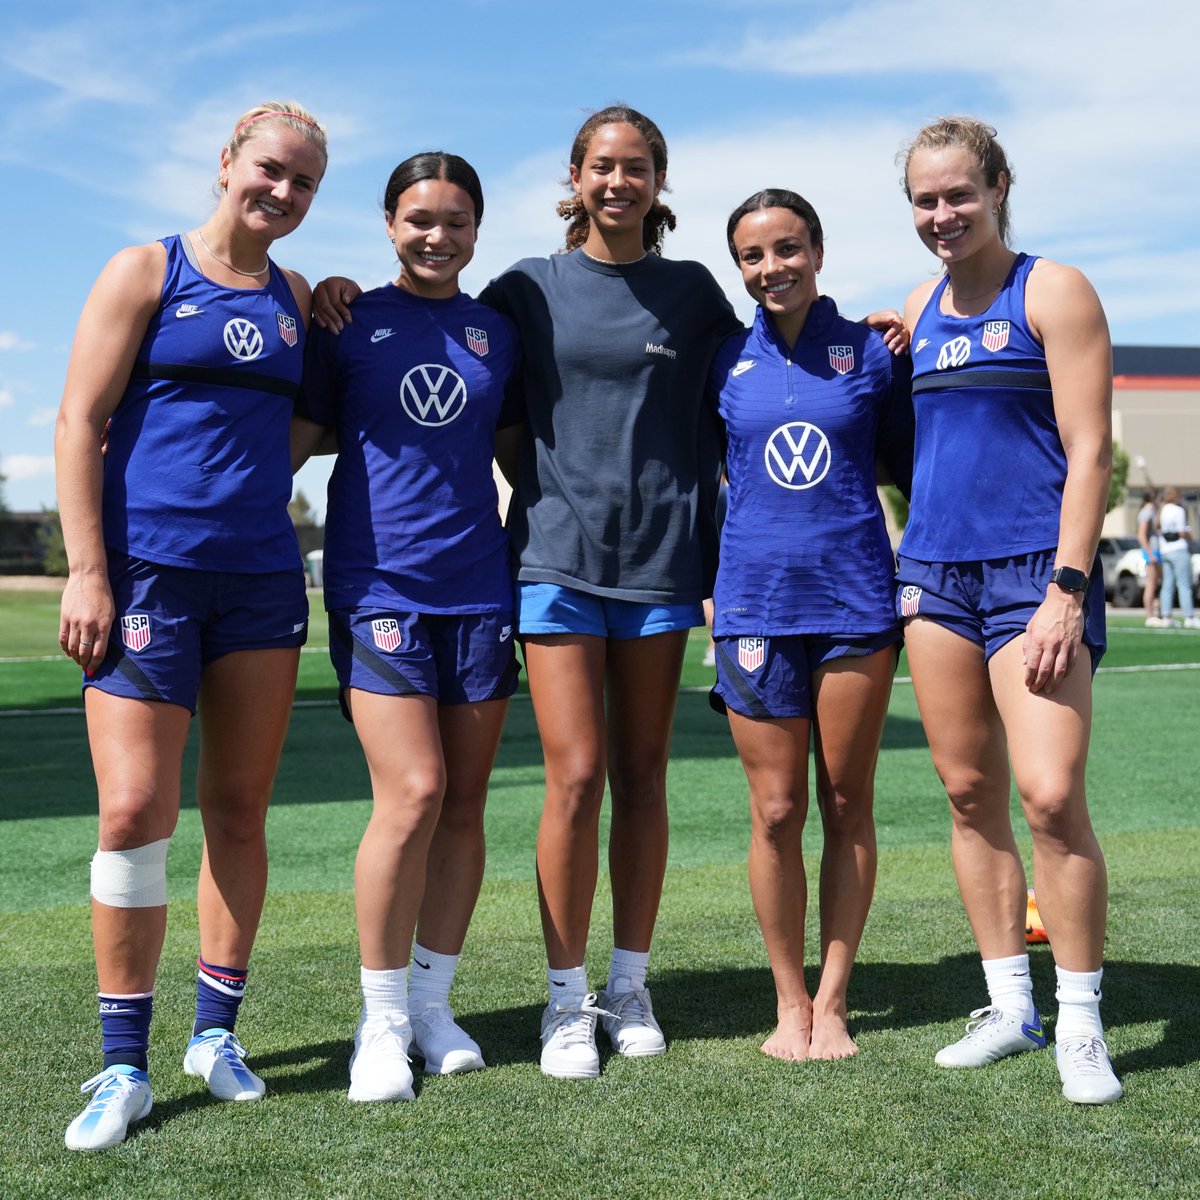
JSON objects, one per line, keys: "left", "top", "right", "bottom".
{"left": 38, "top": 509, "right": 69, "bottom": 576}
{"left": 289, "top": 488, "right": 318, "bottom": 528}
{"left": 1107, "top": 440, "right": 1129, "bottom": 514}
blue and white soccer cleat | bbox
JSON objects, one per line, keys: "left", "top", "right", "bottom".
{"left": 184, "top": 1028, "right": 266, "bottom": 1101}
{"left": 64, "top": 1065, "right": 153, "bottom": 1151}
{"left": 935, "top": 1006, "right": 1047, "bottom": 1068}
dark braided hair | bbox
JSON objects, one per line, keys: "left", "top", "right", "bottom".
{"left": 558, "top": 105, "right": 677, "bottom": 255}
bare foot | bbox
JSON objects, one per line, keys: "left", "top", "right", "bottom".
{"left": 760, "top": 1009, "right": 813, "bottom": 1061}
{"left": 809, "top": 1009, "right": 858, "bottom": 1060}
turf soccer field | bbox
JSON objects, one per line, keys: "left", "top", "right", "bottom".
{"left": 2, "top": 588, "right": 1198, "bottom": 1199}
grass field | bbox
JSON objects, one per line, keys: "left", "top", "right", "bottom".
{"left": 1, "top": 587, "right": 1198, "bottom": 1199}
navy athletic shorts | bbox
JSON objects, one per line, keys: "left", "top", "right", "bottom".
{"left": 84, "top": 550, "right": 308, "bottom": 714}
{"left": 895, "top": 548, "right": 1106, "bottom": 669}
{"left": 328, "top": 608, "right": 518, "bottom": 717}
{"left": 710, "top": 629, "right": 900, "bottom": 720}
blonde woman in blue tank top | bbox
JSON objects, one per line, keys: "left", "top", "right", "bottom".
{"left": 55, "top": 102, "right": 327, "bottom": 1150}
{"left": 895, "top": 117, "right": 1120, "bottom": 1105}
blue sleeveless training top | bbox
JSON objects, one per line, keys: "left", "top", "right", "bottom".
{"left": 900, "top": 253, "right": 1066, "bottom": 562}
{"left": 101, "top": 234, "right": 305, "bottom": 572}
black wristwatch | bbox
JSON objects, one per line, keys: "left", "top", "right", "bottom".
{"left": 1050, "top": 566, "right": 1090, "bottom": 594}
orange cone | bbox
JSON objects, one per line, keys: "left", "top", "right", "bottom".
{"left": 1025, "top": 889, "right": 1048, "bottom": 944}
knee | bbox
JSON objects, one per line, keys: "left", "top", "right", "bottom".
{"left": 435, "top": 789, "right": 486, "bottom": 839}
{"left": 1021, "top": 782, "right": 1090, "bottom": 849}
{"left": 939, "top": 768, "right": 1003, "bottom": 827}
{"left": 99, "top": 789, "right": 175, "bottom": 849}
{"left": 372, "top": 768, "right": 446, "bottom": 838}
{"left": 607, "top": 757, "right": 668, "bottom": 814}
{"left": 200, "top": 787, "right": 271, "bottom": 846}
{"left": 545, "top": 757, "right": 607, "bottom": 828}
{"left": 817, "top": 785, "right": 873, "bottom": 839}
{"left": 752, "top": 792, "right": 806, "bottom": 846}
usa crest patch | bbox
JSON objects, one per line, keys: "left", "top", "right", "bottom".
{"left": 371, "top": 618, "right": 402, "bottom": 653}
{"left": 981, "top": 320, "right": 1010, "bottom": 353}
{"left": 121, "top": 613, "right": 152, "bottom": 653}
{"left": 899, "top": 586, "right": 923, "bottom": 618}
{"left": 828, "top": 345, "right": 854, "bottom": 375}
{"left": 465, "top": 326, "right": 489, "bottom": 357}
{"left": 276, "top": 312, "right": 298, "bottom": 348}
{"left": 738, "top": 637, "right": 765, "bottom": 673}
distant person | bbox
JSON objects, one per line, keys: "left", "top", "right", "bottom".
{"left": 1157, "top": 487, "right": 1196, "bottom": 627}
{"left": 1137, "top": 490, "right": 1164, "bottom": 626}
{"left": 709, "top": 188, "right": 912, "bottom": 1061}
{"left": 896, "top": 116, "right": 1121, "bottom": 1104}
{"left": 54, "top": 102, "right": 327, "bottom": 1150}
{"left": 293, "top": 152, "right": 521, "bottom": 1101}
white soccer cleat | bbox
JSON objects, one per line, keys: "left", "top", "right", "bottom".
{"left": 348, "top": 1010, "right": 415, "bottom": 1101}
{"left": 410, "top": 1002, "right": 485, "bottom": 1075}
{"left": 539, "top": 993, "right": 610, "bottom": 1080}
{"left": 1056, "top": 1035, "right": 1123, "bottom": 1104}
{"left": 64, "top": 1065, "right": 153, "bottom": 1151}
{"left": 935, "top": 1006, "right": 1047, "bottom": 1068}
{"left": 597, "top": 985, "right": 667, "bottom": 1058}
{"left": 184, "top": 1028, "right": 266, "bottom": 1101}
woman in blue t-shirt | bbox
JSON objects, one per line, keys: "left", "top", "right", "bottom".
{"left": 709, "top": 189, "right": 912, "bottom": 1063}
{"left": 294, "top": 152, "right": 521, "bottom": 1102}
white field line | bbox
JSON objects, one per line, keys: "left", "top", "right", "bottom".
{"left": 2, "top": 659, "right": 1198, "bottom": 718}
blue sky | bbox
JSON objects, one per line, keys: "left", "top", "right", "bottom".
{"left": 2, "top": 0, "right": 1197, "bottom": 516}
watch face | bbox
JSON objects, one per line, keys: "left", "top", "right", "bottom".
{"left": 1052, "top": 567, "right": 1089, "bottom": 593}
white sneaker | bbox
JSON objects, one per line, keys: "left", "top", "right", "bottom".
{"left": 1145, "top": 616, "right": 1171, "bottom": 627}
{"left": 1184, "top": 616, "right": 1200, "bottom": 629}
{"left": 539, "top": 993, "right": 611, "bottom": 1079}
{"left": 935, "top": 1006, "right": 1047, "bottom": 1068}
{"left": 597, "top": 985, "right": 667, "bottom": 1057}
{"left": 65, "top": 1066, "right": 153, "bottom": 1151}
{"left": 184, "top": 1028, "right": 266, "bottom": 1101}
{"left": 410, "top": 1002, "right": 485, "bottom": 1075}
{"left": 348, "top": 1010, "right": 415, "bottom": 1101}
{"left": 1056, "top": 1035, "right": 1123, "bottom": 1104}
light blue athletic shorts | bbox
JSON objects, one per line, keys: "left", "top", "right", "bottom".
{"left": 516, "top": 582, "right": 703, "bottom": 640}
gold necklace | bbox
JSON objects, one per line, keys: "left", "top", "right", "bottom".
{"left": 194, "top": 228, "right": 269, "bottom": 279}
{"left": 581, "top": 246, "right": 648, "bottom": 266}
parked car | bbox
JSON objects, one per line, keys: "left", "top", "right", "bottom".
{"left": 1098, "top": 536, "right": 1139, "bottom": 601}
{"left": 1111, "top": 543, "right": 1200, "bottom": 607}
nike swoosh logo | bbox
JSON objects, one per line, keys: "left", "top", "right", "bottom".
{"left": 914, "top": 338, "right": 930, "bottom": 353}
{"left": 1022, "top": 1018, "right": 1046, "bottom": 1044}
{"left": 551, "top": 980, "right": 566, "bottom": 987}
{"left": 175, "top": 306, "right": 204, "bottom": 318}
{"left": 413, "top": 958, "right": 431, "bottom": 970}
{"left": 732, "top": 360, "right": 755, "bottom": 376}
{"left": 371, "top": 330, "right": 396, "bottom": 343}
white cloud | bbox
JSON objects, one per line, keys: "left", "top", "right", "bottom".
{"left": 1, "top": 454, "right": 55, "bottom": 481}
{"left": 0, "top": 389, "right": 13, "bottom": 410}
{"left": 25, "top": 407, "right": 57, "bottom": 428}
{"left": 0, "top": 332, "right": 34, "bottom": 352}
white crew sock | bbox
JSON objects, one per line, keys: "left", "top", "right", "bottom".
{"left": 982, "top": 953, "right": 1036, "bottom": 1022}
{"left": 547, "top": 965, "right": 588, "bottom": 1006}
{"left": 607, "top": 947, "right": 650, "bottom": 995}
{"left": 1055, "top": 965, "right": 1104, "bottom": 1040}
{"left": 361, "top": 965, "right": 408, "bottom": 1017}
{"left": 408, "top": 942, "right": 459, "bottom": 1009}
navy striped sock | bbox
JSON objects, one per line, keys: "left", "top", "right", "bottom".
{"left": 193, "top": 958, "right": 248, "bottom": 1037}
{"left": 100, "top": 992, "right": 153, "bottom": 1072}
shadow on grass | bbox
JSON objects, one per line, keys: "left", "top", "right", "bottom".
{"left": 120, "top": 954, "right": 1194, "bottom": 1131}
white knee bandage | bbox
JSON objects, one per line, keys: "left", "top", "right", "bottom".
{"left": 90, "top": 838, "right": 170, "bottom": 908}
